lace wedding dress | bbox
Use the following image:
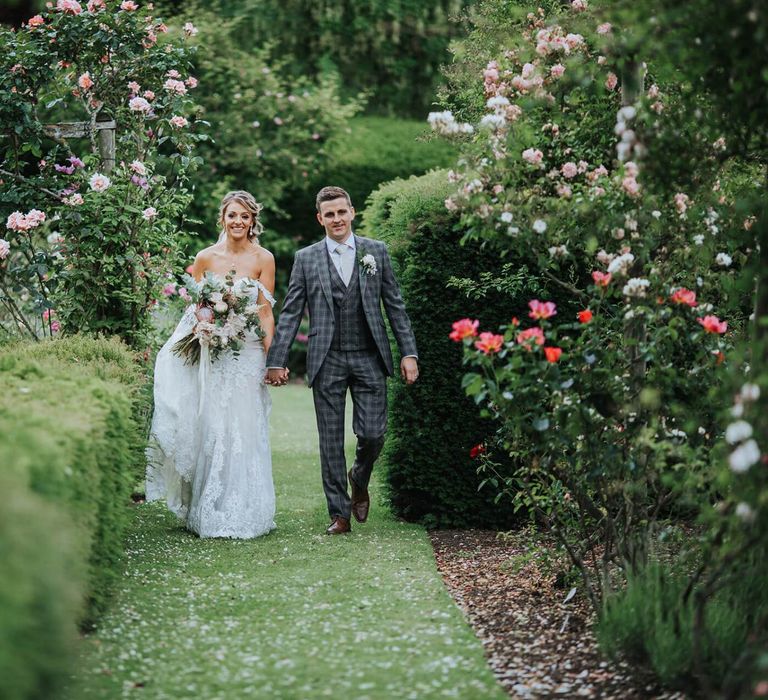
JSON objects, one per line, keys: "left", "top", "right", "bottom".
{"left": 146, "top": 277, "right": 276, "bottom": 539}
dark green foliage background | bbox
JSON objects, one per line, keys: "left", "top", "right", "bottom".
{"left": 362, "top": 170, "right": 535, "bottom": 527}
{"left": 168, "top": 0, "right": 474, "bottom": 118}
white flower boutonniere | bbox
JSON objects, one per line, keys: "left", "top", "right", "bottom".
{"left": 360, "top": 252, "right": 378, "bottom": 276}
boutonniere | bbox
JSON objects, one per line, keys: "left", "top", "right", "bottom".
{"left": 359, "top": 251, "right": 378, "bottom": 276}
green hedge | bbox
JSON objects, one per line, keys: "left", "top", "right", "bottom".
{"left": 361, "top": 170, "right": 527, "bottom": 528}
{"left": 272, "top": 116, "right": 458, "bottom": 249}
{"left": 0, "top": 336, "right": 147, "bottom": 700}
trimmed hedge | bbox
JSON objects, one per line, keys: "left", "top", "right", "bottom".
{"left": 361, "top": 170, "right": 529, "bottom": 528}
{"left": 0, "top": 336, "right": 147, "bottom": 700}
{"left": 272, "top": 116, "right": 458, "bottom": 248}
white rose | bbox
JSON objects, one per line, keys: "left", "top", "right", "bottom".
{"left": 214, "top": 301, "right": 228, "bottom": 314}
{"left": 725, "top": 420, "right": 753, "bottom": 445}
{"left": 729, "top": 439, "right": 761, "bottom": 473}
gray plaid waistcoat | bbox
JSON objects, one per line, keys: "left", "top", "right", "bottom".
{"left": 327, "top": 251, "right": 376, "bottom": 352}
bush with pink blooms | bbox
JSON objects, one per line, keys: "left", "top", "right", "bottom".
{"left": 434, "top": 0, "right": 765, "bottom": 692}
{"left": 0, "top": 2, "right": 203, "bottom": 345}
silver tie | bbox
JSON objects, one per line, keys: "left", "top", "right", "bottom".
{"left": 335, "top": 244, "right": 351, "bottom": 285}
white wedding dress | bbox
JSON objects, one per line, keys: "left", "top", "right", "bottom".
{"left": 146, "top": 277, "right": 276, "bottom": 539}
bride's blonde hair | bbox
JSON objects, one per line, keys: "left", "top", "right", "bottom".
{"left": 218, "top": 190, "right": 264, "bottom": 243}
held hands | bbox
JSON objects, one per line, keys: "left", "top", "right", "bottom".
{"left": 400, "top": 357, "right": 419, "bottom": 385}
{"left": 266, "top": 367, "right": 290, "bottom": 386}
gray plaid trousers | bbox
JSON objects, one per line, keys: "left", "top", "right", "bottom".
{"left": 312, "top": 348, "right": 387, "bottom": 519}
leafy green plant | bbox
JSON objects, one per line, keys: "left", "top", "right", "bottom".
{"left": 0, "top": 2, "right": 203, "bottom": 346}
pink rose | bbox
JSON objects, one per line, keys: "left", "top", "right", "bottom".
{"left": 528, "top": 299, "right": 557, "bottom": 320}
{"left": 120, "top": 0, "right": 138, "bottom": 10}
{"left": 550, "top": 64, "right": 566, "bottom": 79}
{"left": 28, "top": 14, "right": 45, "bottom": 27}
{"left": 592, "top": 271, "right": 612, "bottom": 287}
{"left": 516, "top": 327, "right": 545, "bottom": 350}
{"left": 142, "top": 207, "right": 158, "bottom": 220}
{"left": 605, "top": 72, "right": 618, "bottom": 90}
{"left": 697, "top": 315, "right": 727, "bottom": 334}
{"left": 670, "top": 288, "right": 697, "bottom": 307}
{"left": 475, "top": 332, "right": 504, "bottom": 355}
{"left": 78, "top": 72, "right": 94, "bottom": 91}
{"left": 0, "top": 239, "right": 10, "bottom": 259}
{"left": 163, "top": 78, "right": 187, "bottom": 95}
{"left": 56, "top": 0, "right": 83, "bottom": 14}
{"left": 169, "top": 115, "right": 188, "bottom": 128}
{"left": 522, "top": 148, "right": 544, "bottom": 166}
{"left": 597, "top": 23, "right": 612, "bottom": 34}
{"left": 449, "top": 318, "right": 479, "bottom": 342}
{"left": 561, "top": 162, "right": 578, "bottom": 179}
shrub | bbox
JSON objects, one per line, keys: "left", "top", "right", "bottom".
{"left": 362, "top": 169, "right": 557, "bottom": 527}
{"left": 210, "top": 0, "right": 475, "bottom": 117}
{"left": 0, "top": 336, "right": 146, "bottom": 700}
{"left": 0, "top": 4, "right": 202, "bottom": 346}
{"left": 0, "top": 471, "right": 86, "bottom": 700}
{"left": 274, "top": 116, "right": 459, "bottom": 246}
{"left": 598, "top": 561, "right": 768, "bottom": 692}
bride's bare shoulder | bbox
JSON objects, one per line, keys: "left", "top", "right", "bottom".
{"left": 190, "top": 243, "right": 223, "bottom": 277}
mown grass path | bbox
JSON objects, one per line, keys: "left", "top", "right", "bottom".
{"left": 69, "top": 384, "right": 505, "bottom": 700}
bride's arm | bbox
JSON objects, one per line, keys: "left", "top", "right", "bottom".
{"left": 189, "top": 249, "right": 210, "bottom": 282}
{"left": 257, "top": 252, "right": 276, "bottom": 353}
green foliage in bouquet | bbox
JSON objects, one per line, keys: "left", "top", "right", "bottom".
{"left": 172, "top": 270, "right": 266, "bottom": 365}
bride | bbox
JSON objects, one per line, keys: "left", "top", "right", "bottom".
{"left": 146, "top": 190, "right": 277, "bottom": 538}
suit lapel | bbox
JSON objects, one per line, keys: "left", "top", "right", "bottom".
{"left": 355, "top": 235, "right": 368, "bottom": 298}
{"left": 314, "top": 241, "right": 334, "bottom": 312}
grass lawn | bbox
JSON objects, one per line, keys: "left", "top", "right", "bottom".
{"left": 68, "top": 383, "right": 505, "bottom": 699}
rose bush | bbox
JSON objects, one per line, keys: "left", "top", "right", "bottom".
{"left": 432, "top": 0, "right": 765, "bottom": 691}
{"left": 0, "top": 1, "right": 203, "bottom": 345}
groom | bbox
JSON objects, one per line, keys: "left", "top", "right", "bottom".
{"left": 266, "top": 186, "right": 418, "bottom": 535}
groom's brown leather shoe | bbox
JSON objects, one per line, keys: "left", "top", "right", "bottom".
{"left": 326, "top": 516, "right": 351, "bottom": 535}
{"left": 348, "top": 470, "right": 370, "bottom": 524}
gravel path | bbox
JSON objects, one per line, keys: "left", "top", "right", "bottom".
{"left": 430, "top": 529, "right": 689, "bottom": 700}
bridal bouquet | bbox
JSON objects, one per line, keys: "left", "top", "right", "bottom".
{"left": 172, "top": 270, "right": 264, "bottom": 364}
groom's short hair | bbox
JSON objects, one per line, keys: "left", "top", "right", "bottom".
{"left": 316, "top": 186, "right": 352, "bottom": 212}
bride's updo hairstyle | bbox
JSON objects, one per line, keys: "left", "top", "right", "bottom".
{"left": 218, "top": 190, "right": 264, "bottom": 243}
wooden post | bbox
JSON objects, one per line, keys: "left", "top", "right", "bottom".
{"left": 44, "top": 120, "right": 116, "bottom": 172}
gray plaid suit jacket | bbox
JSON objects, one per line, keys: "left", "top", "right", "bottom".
{"left": 267, "top": 235, "right": 418, "bottom": 387}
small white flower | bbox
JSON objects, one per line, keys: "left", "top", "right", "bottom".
{"left": 729, "top": 439, "right": 761, "bottom": 473}
{"left": 740, "top": 383, "right": 761, "bottom": 402}
{"left": 693, "top": 234, "right": 705, "bottom": 245}
{"left": 486, "top": 96, "right": 510, "bottom": 110}
{"left": 697, "top": 426, "right": 706, "bottom": 435}
{"left": 715, "top": 252, "right": 732, "bottom": 267}
{"left": 89, "top": 173, "right": 111, "bottom": 192}
{"left": 214, "top": 301, "right": 228, "bottom": 314}
{"left": 500, "top": 211, "right": 513, "bottom": 223}
{"left": 725, "top": 420, "right": 753, "bottom": 444}
{"left": 548, "top": 245, "right": 569, "bottom": 258}
{"left": 532, "top": 219, "right": 547, "bottom": 233}
{"left": 479, "top": 113, "right": 506, "bottom": 131}
{"left": 622, "top": 277, "right": 650, "bottom": 298}
{"left": 651, "top": 210, "right": 661, "bottom": 219}
{"left": 607, "top": 252, "right": 635, "bottom": 276}
{"left": 360, "top": 253, "right": 377, "bottom": 275}
{"left": 735, "top": 502, "right": 756, "bottom": 523}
